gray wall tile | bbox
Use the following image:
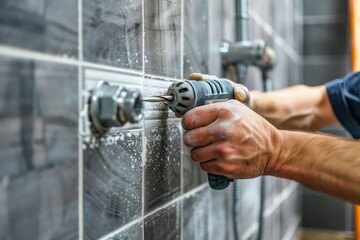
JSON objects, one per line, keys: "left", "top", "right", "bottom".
{"left": 303, "top": 0, "right": 348, "bottom": 16}
{"left": 144, "top": 0, "right": 182, "bottom": 78}
{"left": 182, "top": 143, "right": 207, "bottom": 193}
{"left": 303, "top": 22, "right": 348, "bottom": 56}
{"left": 105, "top": 221, "right": 142, "bottom": 240}
{"left": 0, "top": 0, "right": 78, "bottom": 57}
{"left": 144, "top": 203, "right": 181, "bottom": 240}
{"left": 0, "top": 57, "right": 78, "bottom": 240}
{"left": 302, "top": 188, "right": 354, "bottom": 231}
{"left": 83, "top": 131, "right": 143, "bottom": 240}
{"left": 210, "top": 187, "right": 235, "bottom": 240}
{"left": 83, "top": 0, "right": 142, "bottom": 70}
{"left": 183, "top": 188, "right": 209, "bottom": 240}
{"left": 183, "top": 0, "right": 209, "bottom": 78}
{"left": 144, "top": 122, "right": 181, "bottom": 213}
{"left": 303, "top": 62, "right": 350, "bottom": 86}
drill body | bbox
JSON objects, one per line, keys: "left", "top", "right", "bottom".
{"left": 166, "top": 79, "right": 235, "bottom": 190}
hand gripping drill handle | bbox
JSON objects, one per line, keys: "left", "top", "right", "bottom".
{"left": 166, "top": 79, "right": 250, "bottom": 190}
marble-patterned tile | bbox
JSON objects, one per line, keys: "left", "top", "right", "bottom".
{"left": 83, "top": 130, "right": 143, "bottom": 240}
{"left": 182, "top": 143, "right": 207, "bottom": 193}
{"left": 261, "top": 207, "right": 280, "bottom": 240}
{"left": 83, "top": 0, "right": 142, "bottom": 70}
{"left": 144, "top": 202, "right": 181, "bottom": 240}
{"left": 183, "top": 188, "right": 209, "bottom": 240}
{"left": 280, "top": 188, "right": 301, "bottom": 240}
{"left": 0, "top": 57, "right": 78, "bottom": 239}
{"left": 7, "top": 163, "right": 78, "bottom": 240}
{"left": 0, "top": 58, "right": 78, "bottom": 177}
{"left": 105, "top": 221, "right": 142, "bottom": 240}
{"left": 0, "top": 0, "right": 78, "bottom": 57}
{"left": 237, "top": 179, "right": 260, "bottom": 235}
{"left": 144, "top": 0, "right": 182, "bottom": 78}
{"left": 183, "top": 0, "right": 209, "bottom": 78}
{"left": 210, "top": 187, "right": 235, "bottom": 240}
{"left": 144, "top": 121, "right": 181, "bottom": 213}
{"left": 208, "top": 0, "right": 223, "bottom": 77}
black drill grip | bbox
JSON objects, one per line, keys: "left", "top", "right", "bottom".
{"left": 207, "top": 173, "right": 234, "bottom": 190}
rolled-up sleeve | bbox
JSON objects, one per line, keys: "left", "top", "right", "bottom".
{"left": 326, "top": 72, "right": 360, "bottom": 139}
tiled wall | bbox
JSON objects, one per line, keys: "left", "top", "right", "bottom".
{"left": 300, "top": 0, "right": 354, "bottom": 232}
{"left": 0, "top": 0, "right": 302, "bottom": 240}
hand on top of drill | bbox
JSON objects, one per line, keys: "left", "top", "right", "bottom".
{"left": 188, "top": 73, "right": 251, "bottom": 107}
{"left": 183, "top": 73, "right": 282, "bottom": 179}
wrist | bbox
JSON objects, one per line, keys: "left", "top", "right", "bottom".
{"left": 263, "top": 127, "right": 286, "bottom": 176}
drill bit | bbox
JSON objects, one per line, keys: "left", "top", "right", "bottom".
{"left": 142, "top": 95, "right": 174, "bottom": 102}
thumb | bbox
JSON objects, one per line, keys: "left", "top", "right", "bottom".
{"left": 233, "top": 84, "right": 251, "bottom": 108}
{"left": 188, "top": 73, "right": 218, "bottom": 80}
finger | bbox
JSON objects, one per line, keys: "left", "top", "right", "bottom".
{"left": 233, "top": 84, "right": 251, "bottom": 107}
{"left": 190, "top": 143, "right": 218, "bottom": 162}
{"left": 188, "top": 73, "right": 218, "bottom": 80}
{"left": 183, "top": 126, "right": 215, "bottom": 147}
{"left": 181, "top": 104, "right": 219, "bottom": 130}
{"left": 199, "top": 159, "right": 226, "bottom": 176}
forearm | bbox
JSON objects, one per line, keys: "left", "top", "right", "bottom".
{"left": 268, "top": 130, "right": 360, "bottom": 204}
{"left": 251, "top": 85, "right": 338, "bottom": 131}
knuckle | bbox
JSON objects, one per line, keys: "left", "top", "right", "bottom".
{"left": 200, "top": 162, "right": 209, "bottom": 171}
{"left": 183, "top": 132, "right": 192, "bottom": 146}
{"left": 181, "top": 114, "right": 191, "bottom": 129}
{"left": 214, "top": 126, "right": 232, "bottom": 140}
{"left": 190, "top": 148, "right": 200, "bottom": 161}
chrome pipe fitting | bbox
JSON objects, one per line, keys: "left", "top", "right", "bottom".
{"left": 88, "top": 81, "right": 144, "bottom": 134}
{"left": 220, "top": 39, "right": 277, "bottom": 70}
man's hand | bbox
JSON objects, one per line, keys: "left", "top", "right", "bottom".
{"left": 182, "top": 100, "right": 283, "bottom": 179}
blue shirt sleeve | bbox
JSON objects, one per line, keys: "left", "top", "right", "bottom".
{"left": 326, "top": 71, "right": 360, "bottom": 139}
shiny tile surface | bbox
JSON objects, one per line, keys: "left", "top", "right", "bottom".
{"left": 144, "top": 203, "right": 181, "bottom": 240}
{"left": 183, "top": 188, "right": 209, "bottom": 240}
{"left": 144, "top": 121, "right": 181, "bottom": 213}
{"left": 0, "top": 57, "right": 78, "bottom": 240}
{"left": 0, "top": 0, "right": 78, "bottom": 57}
{"left": 144, "top": 0, "right": 181, "bottom": 78}
{"left": 105, "top": 221, "right": 142, "bottom": 240}
{"left": 83, "top": 0, "right": 142, "bottom": 70}
{"left": 182, "top": 144, "right": 207, "bottom": 193}
{"left": 183, "top": 0, "right": 209, "bottom": 78}
{"left": 83, "top": 131, "right": 143, "bottom": 240}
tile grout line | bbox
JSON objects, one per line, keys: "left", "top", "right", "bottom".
{"left": 141, "top": 0, "right": 145, "bottom": 238}
{"left": 78, "top": 0, "right": 84, "bottom": 239}
{"left": 263, "top": 182, "right": 298, "bottom": 218}
{"left": 281, "top": 216, "right": 301, "bottom": 240}
{"left": 248, "top": 7, "right": 301, "bottom": 65}
{"left": 98, "top": 183, "right": 208, "bottom": 240}
{"left": 0, "top": 44, "right": 142, "bottom": 76}
{"left": 180, "top": 0, "right": 185, "bottom": 239}
{"left": 240, "top": 222, "right": 259, "bottom": 240}
{"left": 0, "top": 44, "right": 187, "bottom": 82}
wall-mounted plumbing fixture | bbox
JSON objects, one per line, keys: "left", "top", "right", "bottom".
{"left": 220, "top": 39, "right": 277, "bottom": 72}
{"left": 88, "top": 81, "right": 144, "bottom": 135}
